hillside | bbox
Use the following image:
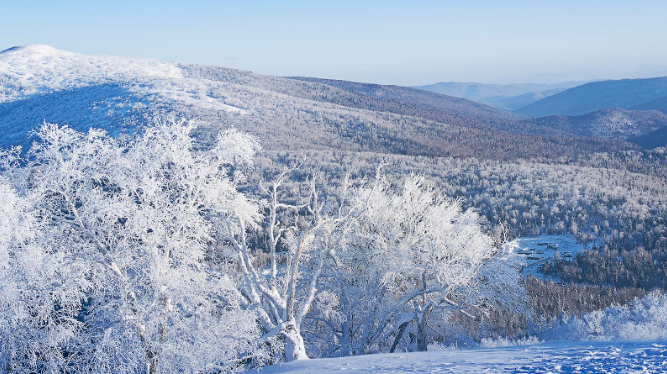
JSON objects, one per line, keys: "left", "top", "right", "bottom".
{"left": 416, "top": 81, "right": 583, "bottom": 110}
{"left": 3, "top": 46, "right": 667, "bottom": 373}
{"left": 286, "top": 76, "right": 523, "bottom": 130}
{"left": 631, "top": 95, "right": 667, "bottom": 114}
{"left": 516, "top": 76, "right": 667, "bottom": 116}
{"left": 0, "top": 45, "right": 627, "bottom": 160}
{"left": 527, "top": 107, "right": 667, "bottom": 140}
{"left": 629, "top": 126, "right": 667, "bottom": 149}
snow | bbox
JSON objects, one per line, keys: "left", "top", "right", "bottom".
{"left": 249, "top": 341, "right": 667, "bottom": 373}
{"left": 0, "top": 45, "right": 245, "bottom": 113}
{"left": 502, "top": 235, "right": 596, "bottom": 280}
{"left": 0, "top": 45, "right": 181, "bottom": 99}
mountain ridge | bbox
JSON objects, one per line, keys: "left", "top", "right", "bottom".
{"left": 416, "top": 81, "right": 585, "bottom": 110}
{"left": 516, "top": 76, "right": 667, "bottom": 116}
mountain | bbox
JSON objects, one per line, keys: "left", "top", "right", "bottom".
{"left": 416, "top": 81, "right": 584, "bottom": 110}
{"left": 629, "top": 126, "right": 667, "bottom": 149}
{"left": 481, "top": 88, "right": 568, "bottom": 111}
{"left": 0, "top": 45, "right": 628, "bottom": 161}
{"left": 287, "top": 77, "right": 647, "bottom": 139}
{"left": 630, "top": 96, "right": 667, "bottom": 114}
{"left": 527, "top": 108, "right": 667, "bottom": 141}
{"left": 286, "top": 76, "right": 524, "bottom": 131}
{"left": 516, "top": 77, "right": 667, "bottom": 116}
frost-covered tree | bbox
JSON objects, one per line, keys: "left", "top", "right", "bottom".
{"left": 224, "top": 168, "right": 370, "bottom": 361}
{"left": 0, "top": 122, "right": 262, "bottom": 373}
{"left": 317, "top": 176, "right": 526, "bottom": 354}
{"left": 0, "top": 176, "right": 92, "bottom": 373}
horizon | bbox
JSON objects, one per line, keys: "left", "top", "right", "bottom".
{"left": 2, "top": 43, "right": 664, "bottom": 88}
{"left": 2, "top": 0, "right": 667, "bottom": 86}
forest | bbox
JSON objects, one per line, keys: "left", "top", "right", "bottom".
{"left": 1, "top": 120, "right": 665, "bottom": 373}
{"left": 0, "top": 122, "right": 533, "bottom": 373}
{"left": 1, "top": 44, "right": 667, "bottom": 373}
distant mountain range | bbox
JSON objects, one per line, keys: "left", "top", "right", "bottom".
{"left": 416, "top": 81, "right": 585, "bottom": 110}
{"left": 413, "top": 77, "right": 667, "bottom": 148}
{"left": 516, "top": 77, "right": 667, "bottom": 116}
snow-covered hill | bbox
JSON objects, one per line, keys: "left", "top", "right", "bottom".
{"left": 247, "top": 341, "right": 667, "bottom": 373}
{"left": 0, "top": 44, "right": 182, "bottom": 102}
{"left": 0, "top": 45, "right": 627, "bottom": 159}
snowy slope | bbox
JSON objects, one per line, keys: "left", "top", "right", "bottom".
{"left": 0, "top": 45, "right": 626, "bottom": 159}
{"left": 248, "top": 341, "right": 667, "bottom": 373}
{"left": 527, "top": 108, "right": 667, "bottom": 140}
{"left": 0, "top": 45, "right": 181, "bottom": 101}
{"left": 0, "top": 45, "right": 494, "bottom": 154}
{"left": 0, "top": 45, "right": 247, "bottom": 113}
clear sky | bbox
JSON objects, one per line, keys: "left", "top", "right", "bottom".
{"left": 2, "top": 0, "right": 666, "bottom": 85}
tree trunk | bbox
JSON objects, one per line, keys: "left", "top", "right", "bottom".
{"left": 282, "top": 322, "right": 309, "bottom": 361}
{"left": 146, "top": 352, "right": 158, "bottom": 374}
{"left": 415, "top": 272, "right": 432, "bottom": 352}
{"left": 340, "top": 320, "right": 352, "bottom": 356}
{"left": 416, "top": 318, "right": 428, "bottom": 352}
{"left": 415, "top": 305, "right": 432, "bottom": 352}
{"left": 389, "top": 320, "right": 410, "bottom": 353}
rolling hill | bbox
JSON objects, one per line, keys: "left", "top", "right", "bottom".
{"left": 527, "top": 107, "right": 667, "bottom": 140}
{"left": 0, "top": 45, "right": 628, "bottom": 160}
{"left": 629, "top": 126, "right": 667, "bottom": 149}
{"left": 516, "top": 76, "right": 667, "bottom": 116}
{"left": 630, "top": 95, "right": 667, "bottom": 114}
{"left": 286, "top": 76, "right": 523, "bottom": 130}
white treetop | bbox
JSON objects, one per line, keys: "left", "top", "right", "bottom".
{"left": 0, "top": 122, "right": 263, "bottom": 373}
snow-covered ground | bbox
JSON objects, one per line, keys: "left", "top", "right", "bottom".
{"left": 0, "top": 45, "right": 249, "bottom": 113}
{"left": 249, "top": 341, "right": 667, "bottom": 373}
{"left": 503, "top": 235, "right": 597, "bottom": 280}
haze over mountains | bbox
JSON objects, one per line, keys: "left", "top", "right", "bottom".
{"left": 417, "top": 81, "right": 585, "bottom": 111}
{"left": 416, "top": 76, "right": 667, "bottom": 148}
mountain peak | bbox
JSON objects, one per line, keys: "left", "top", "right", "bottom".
{"left": 1, "top": 44, "right": 61, "bottom": 56}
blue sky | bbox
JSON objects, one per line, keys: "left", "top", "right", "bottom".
{"left": 2, "top": 0, "right": 666, "bottom": 85}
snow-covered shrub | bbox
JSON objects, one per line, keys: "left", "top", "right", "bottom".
{"left": 546, "top": 292, "right": 667, "bottom": 342}
{"left": 480, "top": 336, "right": 543, "bottom": 348}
